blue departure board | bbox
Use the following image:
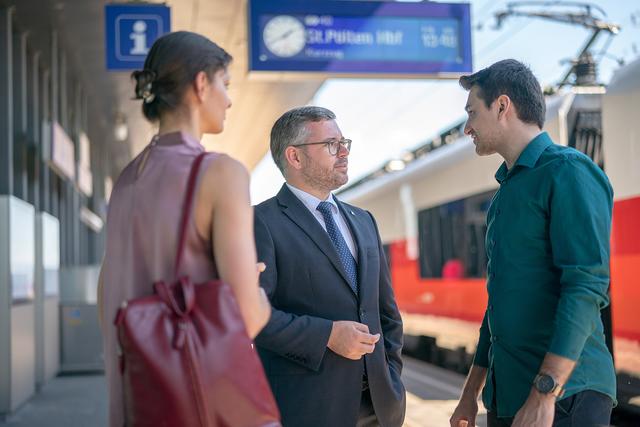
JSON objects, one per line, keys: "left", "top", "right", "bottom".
{"left": 249, "top": 0, "right": 472, "bottom": 76}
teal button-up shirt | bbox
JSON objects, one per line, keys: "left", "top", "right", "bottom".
{"left": 474, "top": 132, "right": 616, "bottom": 417}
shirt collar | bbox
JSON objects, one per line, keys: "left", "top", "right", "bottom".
{"left": 286, "top": 183, "right": 338, "bottom": 214}
{"left": 494, "top": 132, "right": 552, "bottom": 183}
{"left": 153, "top": 131, "right": 203, "bottom": 150}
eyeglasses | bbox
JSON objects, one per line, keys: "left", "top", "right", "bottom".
{"left": 293, "top": 138, "right": 352, "bottom": 156}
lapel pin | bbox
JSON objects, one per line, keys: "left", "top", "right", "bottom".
{"left": 350, "top": 210, "right": 355, "bottom": 216}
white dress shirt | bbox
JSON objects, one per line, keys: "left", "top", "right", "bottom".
{"left": 286, "top": 184, "right": 358, "bottom": 260}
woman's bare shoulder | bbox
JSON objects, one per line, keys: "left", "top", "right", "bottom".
{"left": 204, "top": 153, "right": 249, "bottom": 182}
{"left": 200, "top": 153, "right": 250, "bottom": 204}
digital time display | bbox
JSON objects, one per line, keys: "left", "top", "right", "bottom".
{"left": 260, "top": 14, "right": 462, "bottom": 63}
{"left": 249, "top": 0, "right": 472, "bottom": 76}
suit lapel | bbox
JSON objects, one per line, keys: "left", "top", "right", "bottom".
{"left": 277, "top": 185, "right": 355, "bottom": 293}
{"left": 337, "top": 199, "right": 369, "bottom": 301}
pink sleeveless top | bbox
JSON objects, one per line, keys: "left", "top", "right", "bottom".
{"left": 100, "top": 132, "right": 219, "bottom": 427}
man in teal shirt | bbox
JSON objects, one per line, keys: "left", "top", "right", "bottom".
{"left": 449, "top": 59, "right": 616, "bottom": 427}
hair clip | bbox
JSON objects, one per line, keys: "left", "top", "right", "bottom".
{"left": 142, "top": 82, "right": 155, "bottom": 104}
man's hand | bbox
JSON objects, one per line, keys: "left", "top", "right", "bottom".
{"left": 449, "top": 394, "right": 478, "bottom": 427}
{"left": 511, "top": 352, "right": 574, "bottom": 426}
{"left": 256, "top": 262, "right": 266, "bottom": 273}
{"left": 253, "top": 262, "right": 271, "bottom": 334}
{"left": 450, "top": 364, "right": 486, "bottom": 427}
{"left": 327, "top": 321, "right": 380, "bottom": 360}
{"left": 512, "top": 389, "right": 555, "bottom": 427}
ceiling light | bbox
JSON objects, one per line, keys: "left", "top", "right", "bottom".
{"left": 114, "top": 113, "right": 128, "bottom": 142}
{"left": 386, "top": 159, "right": 406, "bottom": 172}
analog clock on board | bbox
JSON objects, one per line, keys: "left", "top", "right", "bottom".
{"left": 263, "top": 15, "right": 306, "bottom": 57}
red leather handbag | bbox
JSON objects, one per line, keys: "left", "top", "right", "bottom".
{"left": 114, "top": 152, "right": 281, "bottom": 427}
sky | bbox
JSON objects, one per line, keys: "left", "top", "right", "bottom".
{"left": 250, "top": 0, "right": 640, "bottom": 204}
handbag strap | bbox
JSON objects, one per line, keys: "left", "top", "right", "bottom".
{"left": 174, "top": 152, "right": 209, "bottom": 278}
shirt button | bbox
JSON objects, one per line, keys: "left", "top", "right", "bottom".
{"left": 496, "top": 209, "right": 501, "bottom": 215}
{"left": 489, "top": 304, "right": 493, "bottom": 311}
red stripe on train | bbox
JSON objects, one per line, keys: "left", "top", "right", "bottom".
{"left": 389, "top": 195, "right": 640, "bottom": 343}
{"left": 390, "top": 241, "right": 487, "bottom": 324}
{"left": 611, "top": 195, "right": 640, "bottom": 342}
{"left": 612, "top": 196, "right": 640, "bottom": 256}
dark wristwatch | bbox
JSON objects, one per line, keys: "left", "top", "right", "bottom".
{"left": 533, "top": 373, "right": 564, "bottom": 397}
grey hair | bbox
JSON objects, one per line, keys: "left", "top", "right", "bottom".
{"left": 270, "top": 106, "right": 336, "bottom": 177}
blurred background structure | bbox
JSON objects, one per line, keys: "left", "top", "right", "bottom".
{"left": 0, "top": 1, "right": 638, "bottom": 425}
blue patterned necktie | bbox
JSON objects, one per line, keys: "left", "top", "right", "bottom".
{"left": 316, "top": 201, "right": 358, "bottom": 295}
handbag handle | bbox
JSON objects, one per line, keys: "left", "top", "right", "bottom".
{"left": 154, "top": 277, "right": 196, "bottom": 317}
{"left": 153, "top": 278, "right": 196, "bottom": 349}
{"left": 174, "top": 152, "right": 208, "bottom": 278}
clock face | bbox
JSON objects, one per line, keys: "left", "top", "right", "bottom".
{"left": 263, "top": 15, "right": 306, "bottom": 58}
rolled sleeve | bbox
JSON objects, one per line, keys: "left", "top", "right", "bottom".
{"left": 547, "top": 157, "right": 613, "bottom": 360}
{"left": 473, "top": 310, "right": 491, "bottom": 367}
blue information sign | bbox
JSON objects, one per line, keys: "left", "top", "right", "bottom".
{"left": 105, "top": 4, "right": 171, "bottom": 71}
{"left": 248, "top": 0, "right": 472, "bottom": 76}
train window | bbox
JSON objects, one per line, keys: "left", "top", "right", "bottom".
{"left": 569, "top": 110, "right": 603, "bottom": 169}
{"left": 417, "top": 190, "right": 495, "bottom": 279}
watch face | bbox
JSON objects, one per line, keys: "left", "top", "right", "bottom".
{"left": 263, "top": 15, "right": 306, "bottom": 58}
{"left": 536, "top": 374, "right": 556, "bottom": 393}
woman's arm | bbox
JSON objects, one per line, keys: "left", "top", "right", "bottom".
{"left": 205, "top": 154, "right": 270, "bottom": 338}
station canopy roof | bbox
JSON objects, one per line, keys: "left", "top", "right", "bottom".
{"left": 11, "top": 0, "right": 323, "bottom": 177}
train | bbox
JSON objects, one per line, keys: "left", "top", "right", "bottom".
{"left": 338, "top": 58, "right": 640, "bottom": 413}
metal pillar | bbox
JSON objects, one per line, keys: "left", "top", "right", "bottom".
{"left": 1, "top": 7, "right": 36, "bottom": 415}
{"left": 39, "top": 69, "right": 50, "bottom": 214}
{"left": 13, "top": 31, "right": 28, "bottom": 201}
{"left": 50, "top": 32, "right": 61, "bottom": 258}
{"left": 0, "top": 6, "right": 14, "bottom": 196}
{"left": 73, "top": 85, "right": 82, "bottom": 265}
{"left": 0, "top": 6, "right": 14, "bottom": 417}
{"left": 71, "top": 85, "right": 79, "bottom": 265}
{"left": 27, "top": 51, "right": 40, "bottom": 209}
{"left": 50, "top": 31, "right": 58, "bottom": 133}
{"left": 59, "top": 52, "right": 67, "bottom": 131}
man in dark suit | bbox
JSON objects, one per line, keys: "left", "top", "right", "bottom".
{"left": 254, "top": 106, "right": 405, "bottom": 427}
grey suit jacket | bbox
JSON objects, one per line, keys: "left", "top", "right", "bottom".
{"left": 254, "top": 184, "right": 406, "bottom": 427}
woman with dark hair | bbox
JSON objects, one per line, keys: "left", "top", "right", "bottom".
{"left": 98, "top": 31, "right": 271, "bottom": 427}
